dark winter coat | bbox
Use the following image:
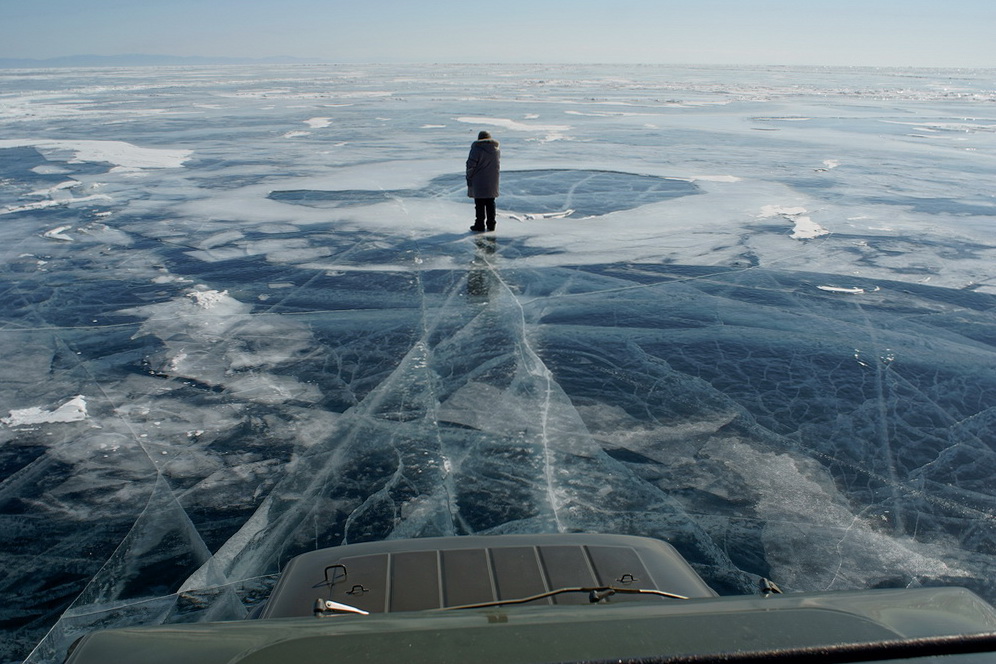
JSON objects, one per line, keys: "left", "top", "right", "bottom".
{"left": 466, "top": 138, "right": 500, "bottom": 199}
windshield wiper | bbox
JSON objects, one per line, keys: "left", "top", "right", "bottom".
{"left": 440, "top": 585, "right": 689, "bottom": 611}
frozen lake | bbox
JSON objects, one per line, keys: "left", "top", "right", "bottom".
{"left": 2, "top": 63, "right": 996, "bottom": 662}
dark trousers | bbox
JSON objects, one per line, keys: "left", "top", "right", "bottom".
{"left": 474, "top": 198, "right": 496, "bottom": 230}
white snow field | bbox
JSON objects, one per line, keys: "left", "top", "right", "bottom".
{"left": 1, "top": 63, "right": 995, "bottom": 663}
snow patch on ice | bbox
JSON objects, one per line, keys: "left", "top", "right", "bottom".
{"left": 691, "top": 175, "right": 742, "bottom": 183}
{"left": 119, "top": 285, "right": 323, "bottom": 405}
{"left": 817, "top": 285, "right": 865, "bottom": 294}
{"left": 305, "top": 117, "right": 332, "bottom": 129}
{"left": 2, "top": 395, "right": 88, "bottom": 427}
{"left": 2, "top": 173, "right": 113, "bottom": 215}
{"left": 30, "top": 180, "right": 79, "bottom": 197}
{"left": 0, "top": 139, "right": 192, "bottom": 172}
{"left": 713, "top": 440, "right": 968, "bottom": 591}
{"left": 790, "top": 217, "right": 830, "bottom": 239}
{"left": 881, "top": 119, "right": 996, "bottom": 133}
{"left": 1, "top": 199, "right": 63, "bottom": 215}
{"left": 760, "top": 205, "right": 807, "bottom": 218}
{"left": 456, "top": 116, "right": 571, "bottom": 141}
{"left": 42, "top": 225, "right": 74, "bottom": 241}
{"left": 31, "top": 164, "right": 69, "bottom": 175}
{"left": 507, "top": 209, "right": 575, "bottom": 221}
{"left": 186, "top": 288, "right": 230, "bottom": 310}
{"left": 759, "top": 205, "right": 830, "bottom": 240}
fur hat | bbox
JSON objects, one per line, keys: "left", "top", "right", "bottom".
{"left": 478, "top": 130, "right": 492, "bottom": 140}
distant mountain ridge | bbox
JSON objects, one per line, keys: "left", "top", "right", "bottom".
{"left": 0, "top": 54, "right": 323, "bottom": 69}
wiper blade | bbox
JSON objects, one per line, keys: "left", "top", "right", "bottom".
{"left": 440, "top": 585, "right": 689, "bottom": 611}
{"left": 313, "top": 598, "right": 370, "bottom": 616}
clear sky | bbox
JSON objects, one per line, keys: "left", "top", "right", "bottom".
{"left": 3, "top": 0, "right": 994, "bottom": 68}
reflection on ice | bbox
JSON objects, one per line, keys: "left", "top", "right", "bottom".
{"left": 1, "top": 63, "right": 995, "bottom": 664}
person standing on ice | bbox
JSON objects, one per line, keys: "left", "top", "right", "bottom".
{"left": 466, "top": 130, "right": 500, "bottom": 232}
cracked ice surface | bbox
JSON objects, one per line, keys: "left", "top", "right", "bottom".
{"left": 1, "top": 64, "right": 996, "bottom": 663}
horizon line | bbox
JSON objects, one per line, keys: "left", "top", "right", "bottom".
{"left": 1, "top": 54, "right": 992, "bottom": 71}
